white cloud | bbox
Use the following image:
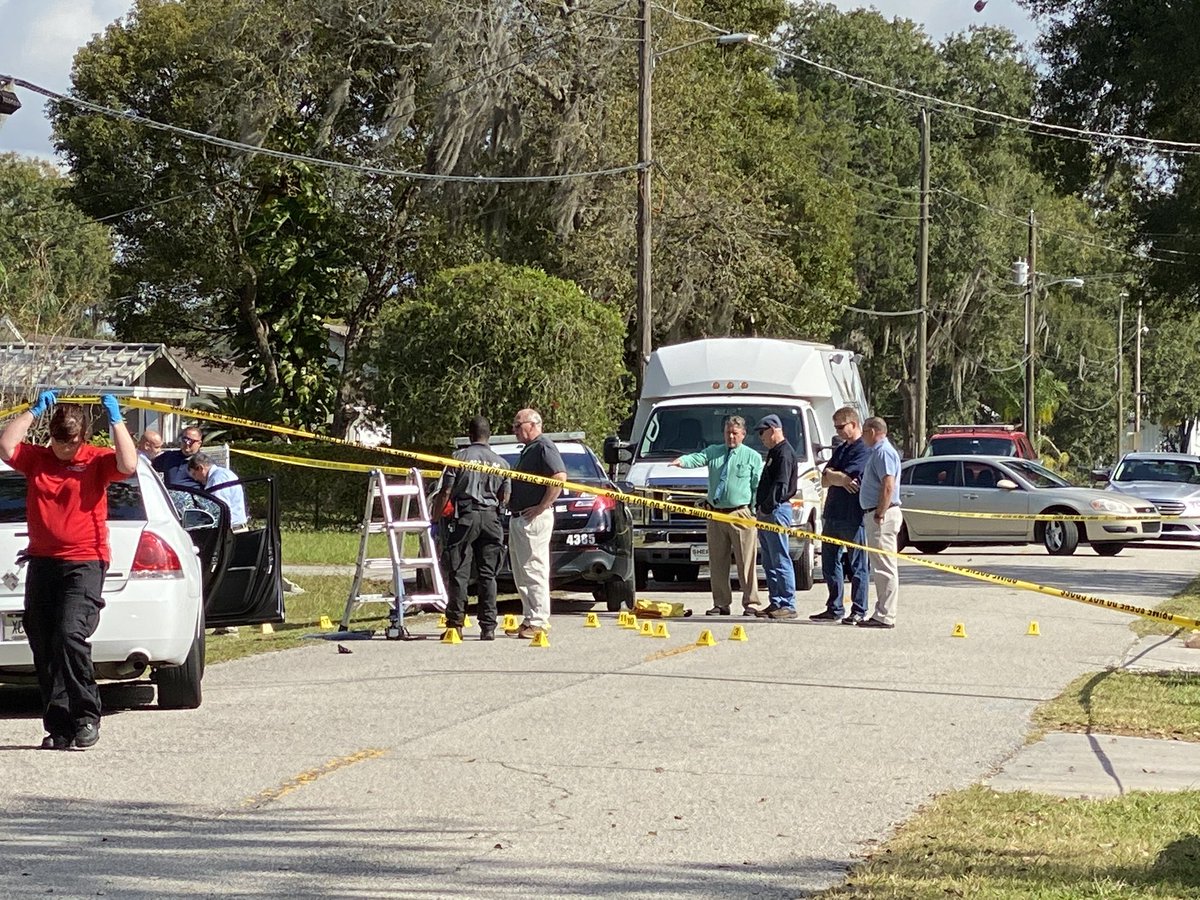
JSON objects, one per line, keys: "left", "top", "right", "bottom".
{"left": 0, "top": 0, "right": 131, "bottom": 160}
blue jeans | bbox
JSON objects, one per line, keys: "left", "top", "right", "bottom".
{"left": 821, "top": 518, "right": 868, "bottom": 618}
{"left": 757, "top": 504, "right": 796, "bottom": 610}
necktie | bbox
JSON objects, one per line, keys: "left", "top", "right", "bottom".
{"left": 714, "top": 447, "right": 732, "bottom": 506}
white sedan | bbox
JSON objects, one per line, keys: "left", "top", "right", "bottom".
{"left": 1098, "top": 452, "right": 1200, "bottom": 540}
{"left": 0, "top": 457, "right": 283, "bottom": 708}
{"left": 899, "top": 455, "right": 1161, "bottom": 556}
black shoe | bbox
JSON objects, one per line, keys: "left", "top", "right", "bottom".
{"left": 808, "top": 610, "right": 841, "bottom": 622}
{"left": 856, "top": 617, "right": 894, "bottom": 629}
{"left": 73, "top": 723, "right": 100, "bottom": 749}
{"left": 841, "top": 613, "right": 865, "bottom": 626}
{"left": 705, "top": 606, "right": 731, "bottom": 616}
{"left": 40, "top": 734, "right": 71, "bottom": 751}
{"left": 754, "top": 604, "right": 780, "bottom": 618}
{"left": 480, "top": 628, "right": 496, "bottom": 641}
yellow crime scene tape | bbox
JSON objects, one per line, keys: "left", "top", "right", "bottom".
{"left": 230, "top": 446, "right": 442, "bottom": 480}
{"left": 4, "top": 396, "right": 1198, "bottom": 630}
{"left": 903, "top": 507, "right": 1169, "bottom": 522}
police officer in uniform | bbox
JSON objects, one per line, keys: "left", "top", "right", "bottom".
{"left": 432, "top": 416, "right": 510, "bottom": 641}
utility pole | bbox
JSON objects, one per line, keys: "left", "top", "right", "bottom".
{"left": 1116, "top": 292, "right": 1125, "bottom": 460}
{"left": 635, "top": 0, "right": 653, "bottom": 389}
{"left": 915, "top": 108, "right": 930, "bottom": 457}
{"left": 1023, "top": 210, "right": 1038, "bottom": 444}
{"left": 1134, "top": 297, "right": 1143, "bottom": 451}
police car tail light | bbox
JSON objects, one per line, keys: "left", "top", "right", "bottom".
{"left": 569, "top": 495, "right": 615, "bottom": 513}
{"left": 131, "top": 531, "right": 184, "bottom": 577}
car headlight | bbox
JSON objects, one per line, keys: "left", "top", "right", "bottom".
{"left": 1090, "top": 497, "right": 1136, "bottom": 514}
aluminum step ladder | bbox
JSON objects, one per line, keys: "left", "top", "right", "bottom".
{"left": 340, "top": 468, "right": 448, "bottom": 639}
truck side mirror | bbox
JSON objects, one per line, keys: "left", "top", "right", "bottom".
{"left": 814, "top": 445, "right": 832, "bottom": 464}
{"left": 603, "top": 435, "right": 632, "bottom": 466}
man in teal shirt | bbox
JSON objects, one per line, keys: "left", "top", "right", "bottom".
{"left": 669, "top": 415, "right": 765, "bottom": 615}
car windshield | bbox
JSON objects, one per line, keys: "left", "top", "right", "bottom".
{"left": 494, "top": 447, "right": 605, "bottom": 483}
{"left": 637, "top": 406, "right": 804, "bottom": 459}
{"left": 1113, "top": 459, "right": 1200, "bottom": 484}
{"left": 1003, "top": 460, "right": 1071, "bottom": 489}
{"left": 0, "top": 470, "right": 146, "bottom": 522}
{"left": 928, "top": 437, "right": 1016, "bottom": 456}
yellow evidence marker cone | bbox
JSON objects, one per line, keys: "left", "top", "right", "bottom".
{"left": 438, "top": 614, "right": 448, "bottom": 628}
{"left": 503, "top": 614, "right": 518, "bottom": 632}
{"left": 260, "top": 623, "right": 274, "bottom": 635}
{"left": 441, "top": 627, "right": 462, "bottom": 644}
{"left": 951, "top": 622, "right": 968, "bottom": 638}
{"left": 696, "top": 629, "right": 717, "bottom": 647}
{"left": 653, "top": 622, "right": 669, "bottom": 639}
{"left": 623, "top": 615, "right": 638, "bottom": 630}
{"left": 617, "top": 611, "right": 629, "bottom": 627}
{"left": 464, "top": 615, "right": 473, "bottom": 629}
{"left": 318, "top": 615, "right": 334, "bottom": 630}
{"left": 639, "top": 621, "right": 654, "bottom": 637}
{"left": 729, "top": 624, "right": 748, "bottom": 642}
{"left": 585, "top": 612, "right": 601, "bottom": 628}
{"left": 1027, "top": 620, "right": 1040, "bottom": 636}
{"left": 530, "top": 630, "right": 550, "bottom": 648}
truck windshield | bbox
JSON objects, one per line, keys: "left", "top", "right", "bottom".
{"left": 638, "top": 406, "right": 805, "bottom": 459}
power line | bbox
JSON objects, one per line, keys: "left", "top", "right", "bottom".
{"left": 4, "top": 76, "right": 647, "bottom": 186}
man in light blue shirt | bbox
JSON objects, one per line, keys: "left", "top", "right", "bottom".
{"left": 857, "top": 416, "right": 902, "bottom": 628}
{"left": 186, "top": 452, "right": 248, "bottom": 529}
{"left": 669, "top": 415, "right": 764, "bottom": 616}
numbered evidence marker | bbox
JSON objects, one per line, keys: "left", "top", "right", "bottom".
{"left": 503, "top": 614, "right": 519, "bottom": 632}
{"left": 653, "top": 622, "right": 669, "bottom": 639}
{"left": 729, "top": 625, "right": 748, "bottom": 642}
{"left": 696, "top": 629, "right": 717, "bottom": 647}
{"left": 530, "top": 630, "right": 550, "bottom": 648}
{"left": 639, "top": 621, "right": 654, "bottom": 637}
{"left": 951, "top": 622, "right": 968, "bottom": 638}
{"left": 585, "top": 612, "right": 601, "bottom": 628}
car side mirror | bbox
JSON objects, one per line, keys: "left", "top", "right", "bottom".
{"left": 1089, "top": 468, "right": 1111, "bottom": 484}
{"left": 996, "top": 479, "right": 1018, "bottom": 491}
{"left": 603, "top": 435, "right": 632, "bottom": 465}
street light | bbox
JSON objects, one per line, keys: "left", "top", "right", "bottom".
{"left": 635, "top": 9, "right": 756, "bottom": 386}
{"left": 1015, "top": 263, "right": 1084, "bottom": 443}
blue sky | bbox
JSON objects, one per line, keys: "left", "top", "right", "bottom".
{"left": 0, "top": 0, "right": 1039, "bottom": 162}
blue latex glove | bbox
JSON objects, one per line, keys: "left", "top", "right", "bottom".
{"left": 29, "top": 390, "right": 56, "bottom": 418}
{"left": 101, "top": 394, "right": 123, "bottom": 426}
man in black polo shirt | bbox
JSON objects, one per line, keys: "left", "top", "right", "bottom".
{"left": 753, "top": 414, "right": 798, "bottom": 619}
{"left": 432, "top": 416, "right": 510, "bottom": 641}
{"left": 507, "top": 408, "right": 566, "bottom": 639}
{"left": 152, "top": 425, "right": 204, "bottom": 488}
{"left": 810, "top": 406, "right": 870, "bottom": 624}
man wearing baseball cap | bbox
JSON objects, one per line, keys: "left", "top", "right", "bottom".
{"left": 752, "top": 415, "right": 798, "bottom": 618}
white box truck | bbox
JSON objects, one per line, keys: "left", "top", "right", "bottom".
{"left": 604, "top": 337, "right": 870, "bottom": 591}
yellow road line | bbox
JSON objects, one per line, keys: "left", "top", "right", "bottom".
{"left": 242, "top": 748, "right": 386, "bottom": 808}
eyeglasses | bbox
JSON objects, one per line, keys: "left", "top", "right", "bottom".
{"left": 833, "top": 422, "right": 853, "bottom": 431}
{"left": 181, "top": 437, "right": 201, "bottom": 445}
{"left": 512, "top": 420, "right": 534, "bottom": 428}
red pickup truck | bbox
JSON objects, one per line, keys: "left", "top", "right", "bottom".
{"left": 924, "top": 425, "right": 1037, "bottom": 459}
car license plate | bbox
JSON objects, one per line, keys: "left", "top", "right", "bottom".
{"left": 1, "top": 613, "right": 26, "bottom": 643}
{"left": 564, "top": 532, "right": 597, "bottom": 547}
{"left": 690, "top": 544, "right": 709, "bottom": 562}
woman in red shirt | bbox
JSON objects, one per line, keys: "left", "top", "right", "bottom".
{"left": 0, "top": 392, "right": 137, "bottom": 750}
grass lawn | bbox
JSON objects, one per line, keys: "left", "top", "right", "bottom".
{"left": 1034, "top": 670, "right": 1200, "bottom": 741}
{"left": 281, "top": 530, "right": 420, "bottom": 565}
{"left": 204, "top": 574, "right": 445, "bottom": 665}
{"left": 818, "top": 785, "right": 1200, "bottom": 899}
{"left": 1131, "top": 572, "right": 1200, "bottom": 637}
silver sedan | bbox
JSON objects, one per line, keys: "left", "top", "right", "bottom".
{"left": 1098, "top": 452, "right": 1200, "bottom": 540}
{"left": 899, "top": 455, "right": 1161, "bottom": 556}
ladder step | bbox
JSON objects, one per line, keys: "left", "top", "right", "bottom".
{"left": 366, "top": 521, "right": 432, "bottom": 532}
{"left": 373, "top": 484, "right": 420, "bottom": 497}
{"left": 399, "top": 557, "right": 437, "bottom": 566}
{"left": 406, "top": 593, "right": 448, "bottom": 604}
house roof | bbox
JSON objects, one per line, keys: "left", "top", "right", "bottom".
{"left": 173, "top": 352, "right": 247, "bottom": 395}
{"left": 0, "top": 342, "right": 198, "bottom": 394}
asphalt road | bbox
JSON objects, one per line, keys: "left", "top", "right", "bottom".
{"left": 0, "top": 542, "right": 1196, "bottom": 898}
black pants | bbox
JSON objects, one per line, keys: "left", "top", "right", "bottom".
{"left": 442, "top": 506, "right": 503, "bottom": 629}
{"left": 23, "top": 558, "right": 105, "bottom": 738}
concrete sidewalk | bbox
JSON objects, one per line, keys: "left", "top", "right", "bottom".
{"left": 989, "top": 631, "right": 1200, "bottom": 798}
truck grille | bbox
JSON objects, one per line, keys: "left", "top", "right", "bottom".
{"left": 1151, "top": 499, "right": 1185, "bottom": 516}
{"left": 647, "top": 491, "right": 707, "bottom": 524}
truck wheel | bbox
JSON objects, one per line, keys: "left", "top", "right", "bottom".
{"left": 793, "top": 537, "right": 815, "bottom": 591}
{"left": 156, "top": 631, "right": 204, "bottom": 710}
{"left": 593, "top": 578, "right": 636, "bottom": 612}
{"left": 634, "top": 561, "right": 649, "bottom": 591}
